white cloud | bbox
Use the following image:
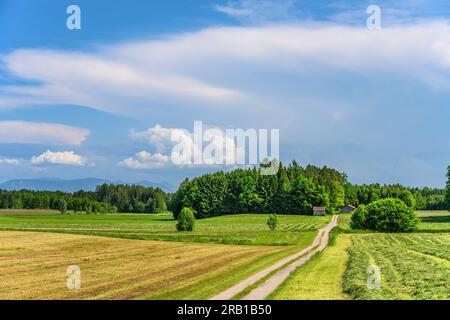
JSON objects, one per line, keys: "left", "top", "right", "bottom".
{"left": 118, "top": 151, "right": 169, "bottom": 169}
{"left": 2, "top": 22, "right": 450, "bottom": 118}
{"left": 214, "top": 0, "right": 297, "bottom": 23}
{"left": 0, "top": 158, "right": 20, "bottom": 165}
{"left": 0, "top": 121, "right": 89, "bottom": 145}
{"left": 0, "top": 49, "right": 241, "bottom": 117}
{"left": 131, "top": 123, "right": 247, "bottom": 166}
{"left": 31, "top": 150, "right": 87, "bottom": 166}
{"left": 130, "top": 124, "right": 186, "bottom": 153}
{"left": 215, "top": 5, "right": 253, "bottom": 18}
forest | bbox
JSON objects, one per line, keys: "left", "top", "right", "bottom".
{"left": 0, "top": 162, "right": 448, "bottom": 216}
{"left": 170, "top": 161, "right": 448, "bottom": 218}
{"left": 0, "top": 184, "right": 167, "bottom": 213}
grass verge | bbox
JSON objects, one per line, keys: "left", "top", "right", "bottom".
{"left": 268, "top": 234, "right": 352, "bottom": 300}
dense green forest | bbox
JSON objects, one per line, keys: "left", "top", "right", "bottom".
{"left": 346, "top": 184, "right": 446, "bottom": 210}
{"left": 95, "top": 184, "right": 167, "bottom": 213}
{"left": 0, "top": 184, "right": 167, "bottom": 214}
{"left": 0, "top": 162, "right": 447, "bottom": 216}
{"left": 170, "top": 162, "right": 448, "bottom": 218}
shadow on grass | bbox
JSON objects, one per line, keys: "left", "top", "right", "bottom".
{"left": 420, "top": 215, "right": 450, "bottom": 224}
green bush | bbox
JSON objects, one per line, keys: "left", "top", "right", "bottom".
{"left": 351, "top": 198, "right": 418, "bottom": 232}
{"left": 176, "top": 207, "right": 196, "bottom": 231}
{"left": 267, "top": 213, "right": 278, "bottom": 231}
{"left": 350, "top": 204, "right": 367, "bottom": 229}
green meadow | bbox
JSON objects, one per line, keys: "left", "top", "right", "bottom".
{"left": 0, "top": 212, "right": 330, "bottom": 246}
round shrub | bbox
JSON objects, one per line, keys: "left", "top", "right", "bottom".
{"left": 176, "top": 207, "right": 196, "bottom": 232}
{"left": 267, "top": 213, "right": 278, "bottom": 231}
{"left": 351, "top": 198, "right": 418, "bottom": 232}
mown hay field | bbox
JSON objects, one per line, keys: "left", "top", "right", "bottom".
{"left": 271, "top": 211, "right": 450, "bottom": 300}
{"left": 0, "top": 230, "right": 298, "bottom": 300}
{"left": 343, "top": 233, "right": 450, "bottom": 300}
{"left": 271, "top": 232, "right": 450, "bottom": 300}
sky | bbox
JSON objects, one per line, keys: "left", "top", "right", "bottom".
{"left": 1, "top": 0, "right": 450, "bottom": 188}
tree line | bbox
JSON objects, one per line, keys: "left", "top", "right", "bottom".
{"left": 170, "top": 161, "right": 447, "bottom": 219}
{"left": 95, "top": 184, "right": 167, "bottom": 213}
{"left": 0, "top": 184, "right": 167, "bottom": 214}
{"left": 344, "top": 184, "right": 447, "bottom": 210}
{"left": 446, "top": 166, "right": 450, "bottom": 211}
{"left": 410, "top": 187, "right": 447, "bottom": 210}
{"left": 1, "top": 163, "right": 448, "bottom": 216}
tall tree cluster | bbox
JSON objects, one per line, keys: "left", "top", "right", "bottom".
{"left": 170, "top": 162, "right": 346, "bottom": 218}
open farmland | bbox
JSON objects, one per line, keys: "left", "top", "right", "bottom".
{"left": 0, "top": 211, "right": 328, "bottom": 299}
{"left": 0, "top": 212, "right": 329, "bottom": 246}
{"left": 270, "top": 210, "right": 450, "bottom": 300}
{"left": 1, "top": 209, "right": 449, "bottom": 300}
{"left": 0, "top": 231, "right": 295, "bottom": 300}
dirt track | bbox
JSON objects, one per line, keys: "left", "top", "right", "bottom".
{"left": 210, "top": 215, "right": 339, "bottom": 300}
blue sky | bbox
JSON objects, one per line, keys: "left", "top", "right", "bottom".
{"left": 1, "top": 0, "right": 450, "bottom": 188}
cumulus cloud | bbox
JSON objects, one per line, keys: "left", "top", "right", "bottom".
{"left": 0, "top": 158, "right": 20, "bottom": 165}
{"left": 0, "top": 121, "right": 89, "bottom": 145}
{"left": 118, "top": 151, "right": 169, "bottom": 169}
{"left": 130, "top": 124, "right": 187, "bottom": 153}
{"left": 130, "top": 123, "right": 251, "bottom": 166}
{"left": 31, "top": 150, "right": 87, "bottom": 166}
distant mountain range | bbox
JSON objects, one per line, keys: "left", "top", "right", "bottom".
{"left": 0, "top": 178, "right": 175, "bottom": 193}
